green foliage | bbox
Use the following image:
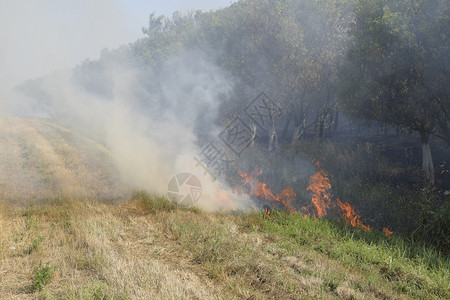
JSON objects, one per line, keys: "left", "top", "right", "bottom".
{"left": 338, "top": 0, "right": 450, "bottom": 182}
{"left": 338, "top": 0, "right": 450, "bottom": 142}
{"left": 125, "top": 0, "right": 354, "bottom": 141}
{"left": 414, "top": 186, "right": 450, "bottom": 251}
{"left": 32, "top": 262, "right": 57, "bottom": 292}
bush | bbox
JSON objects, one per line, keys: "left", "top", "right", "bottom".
{"left": 32, "top": 261, "right": 57, "bottom": 292}
{"left": 414, "top": 186, "right": 450, "bottom": 253}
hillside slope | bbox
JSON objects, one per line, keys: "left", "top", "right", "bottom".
{"left": 0, "top": 195, "right": 448, "bottom": 299}
{"left": 0, "top": 117, "right": 127, "bottom": 204}
{"left": 0, "top": 117, "right": 448, "bottom": 299}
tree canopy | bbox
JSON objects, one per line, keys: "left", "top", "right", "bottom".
{"left": 338, "top": 0, "right": 450, "bottom": 182}
{"left": 19, "top": 0, "right": 449, "bottom": 182}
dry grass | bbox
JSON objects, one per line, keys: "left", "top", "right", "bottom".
{"left": 0, "top": 117, "right": 127, "bottom": 204}
{"left": 0, "top": 198, "right": 219, "bottom": 299}
{"left": 0, "top": 196, "right": 447, "bottom": 299}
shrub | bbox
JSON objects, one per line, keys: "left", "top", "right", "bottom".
{"left": 32, "top": 261, "right": 57, "bottom": 292}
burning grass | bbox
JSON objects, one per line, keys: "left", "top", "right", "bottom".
{"left": 235, "top": 161, "right": 375, "bottom": 235}
{"left": 294, "top": 138, "right": 449, "bottom": 253}
{"left": 0, "top": 195, "right": 448, "bottom": 299}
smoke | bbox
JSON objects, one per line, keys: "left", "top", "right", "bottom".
{"left": 0, "top": 1, "right": 253, "bottom": 210}
{"left": 0, "top": 1, "right": 311, "bottom": 211}
{"left": 0, "top": 0, "right": 141, "bottom": 94}
{"left": 14, "top": 48, "right": 252, "bottom": 210}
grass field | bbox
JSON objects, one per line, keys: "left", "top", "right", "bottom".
{"left": 0, "top": 116, "right": 448, "bottom": 299}
{"left": 0, "top": 194, "right": 448, "bottom": 299}
{"left": 0, "top": 116, "right": 127, "bottom": 204}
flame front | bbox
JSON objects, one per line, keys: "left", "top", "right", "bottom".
{"left": 222, "top": 162, "right": 388, "bottom": 235}
{"left": 383, "top": 227, "right": 394, "bottom": 239}
{"left": 237, "top": 169, "right": 297, "bottom": 213}
{"left": 306, "top": 167, "right": 332, "bottom": 218}
{"left": 337, "top": 198, "right": 371, "bottom": 232}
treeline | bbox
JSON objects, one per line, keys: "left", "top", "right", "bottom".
{"left": 22, "top": 0, "right": 449, "bottom": 183}
{"left": 71, "top": 0, "right": 449, "bottom": 183}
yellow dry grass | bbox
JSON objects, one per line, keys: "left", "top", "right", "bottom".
{"left": 0, "top": 117, "right": 126, "bottom": 203}
{"left": 0, "top": 196, "right": 417, "bottom": 299}
{"left": 0, "top": 198, "right": 222, "bottom": 299}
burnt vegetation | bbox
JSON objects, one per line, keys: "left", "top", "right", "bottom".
{"left": 19, "top": 0, "right": 449, "bottom": 253}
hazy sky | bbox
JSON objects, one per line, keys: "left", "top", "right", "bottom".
{"left": 0, "top": 0, "right": 235, "bottom": 91}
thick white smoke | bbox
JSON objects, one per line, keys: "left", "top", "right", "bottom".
{"left": 6, "top": 49, "right": 255, "bottom": 210}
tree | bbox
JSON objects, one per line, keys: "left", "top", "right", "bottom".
{"left": 133, "top": 1, "right": 354, "bottom": 148}
{"left": 210, "top": 0, "right": 353, "bottom": 146}
{"left": 339, "top": 0, "right": 450, "bottom": 183}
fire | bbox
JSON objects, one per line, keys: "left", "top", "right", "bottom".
{"left": 237, "top": 169, "right": 297, "bottom": 213}
{"left": 235, "top": 169, "right": 262, "bottom": 195}
{"left": 216, "top": 189, "right": 233, "bottom": 207}
{"left": 337, "top": 198, "right": 371, "bottom": 232}
{"left": 228, "top": 162, "right": 384, "bottom": 235}
{"left": 306, "top": 166, "right": 332, "bottom": 218}
{"left": 383, "top": 227, "right": 394, "bottom": 239}
{"left": 263, "top": 202, "right": 272, "bottom": 215}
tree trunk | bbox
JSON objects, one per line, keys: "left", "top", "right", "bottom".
{"left": 292, "top": 125, "right": 300, "bottom": 146}
{"left": 328, "top": 111, "right": 334, "bottom": 136}
{"left": 250, "top": 122, "right": 257, "bottom": 150}
{"left": 291, "top": 103, "right": 305, "bottom": 147}
{"left": 268, "top": 114, "right": 278, "bottom": 152}
{"left": 268, "top": 126, "right": 278, "bottom": 152}
{"left": 420, "top": 131, "right": 435, "bottom": 184}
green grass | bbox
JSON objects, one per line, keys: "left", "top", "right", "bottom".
{"left": 294, "top": 138, "right": 449, "bottom": 254}
{"left": 241, "top": 210, "right": 449, "bottom": 299}
{"left": 151, "top": 193, "right": 449, "bottom": 298}
{"left": 32, "top": 261, "right": 57, "bottom": 292}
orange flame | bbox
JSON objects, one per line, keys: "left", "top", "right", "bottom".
{"left": 235, "top": 169, "right": 262, "bottom": 195}
{"left": 306, "top": 167, "right": 332, "bottom": 218}
{"left": 383, "top": 227, "right": 393, "bottom": 239}
{"left": 237, "top": 169, "right": 297, "bottom": 213}
{"left": 216, "top": 189, "right": 233, "bottom": 208}
{"left": 229, "top": 163, "right": 378, "bottom": 235}
{"left": 337, "top": 198, "right": 371, "bottom": 232}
